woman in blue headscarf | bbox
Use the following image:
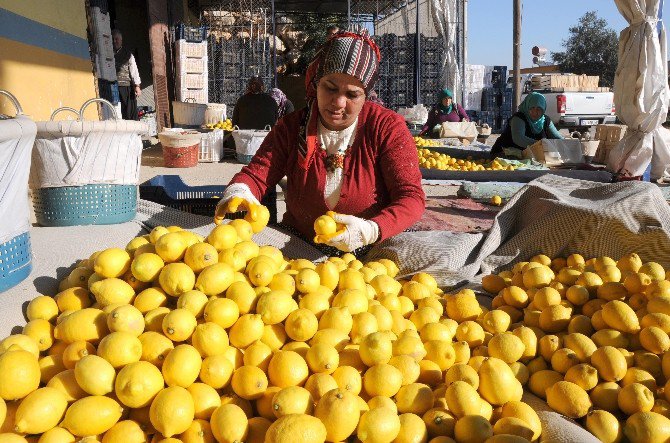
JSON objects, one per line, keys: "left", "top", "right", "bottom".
{"left": 419, "top": 88, "right": 469, "bottom": 137}
{"left": 491, "top": 91, "right": 563, "bottom": 158}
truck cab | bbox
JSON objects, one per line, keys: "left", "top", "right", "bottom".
{"left": 517, "top": 75, "right": 617, "bottom": 131}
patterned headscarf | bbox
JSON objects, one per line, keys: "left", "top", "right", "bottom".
{"left": 298, "top": 28, "right": 381, "bottom": 169}
{"left": 519, "top": 92, "right": 547, "bottom": 134}
{"left": 270, "top": 88, "right": 289, "bottom": 118}
{"left": 438, "top": 88, "right": 454, "bottom": 115}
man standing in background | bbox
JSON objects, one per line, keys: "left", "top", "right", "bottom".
{"left": 112, "top": 29, "right": 141, "bottom": 120}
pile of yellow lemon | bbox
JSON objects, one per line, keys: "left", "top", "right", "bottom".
{"left": 481, "top": 253, "right": 670, "bottom": 443}
{"left": 414, "top": 137, "right": 443, "bottom": 148}
{"left": 417, "top": 149, "right": 517, "bottom": 172}
{"left": 0, "top": 203, "right": 668, "bottom": 443}
{"left": 205, "top": 119, "right": 233, "bottom": 131}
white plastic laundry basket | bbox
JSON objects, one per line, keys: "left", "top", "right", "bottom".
{"left": 232, "top": 125, "right": 271, "bottom": 164}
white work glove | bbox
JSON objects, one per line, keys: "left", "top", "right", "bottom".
{"left": 325, "top": 214, "right": 380, "bottom": 252}
{"left": 214, "top": 183, "right": 260, "bottom": 224}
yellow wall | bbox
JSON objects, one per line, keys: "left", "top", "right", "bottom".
{"left": 0, "top": 1, "right": 98, "bottom": 120}
{"left": 0, "top": 0, "right": 89, "bottom": 38}
{"left": 0, "top": 38, "right": 98, "bottom": 120}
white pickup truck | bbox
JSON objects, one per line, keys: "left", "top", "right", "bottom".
{"left": 519, "top": 76, "right": 617, "bottom": 131}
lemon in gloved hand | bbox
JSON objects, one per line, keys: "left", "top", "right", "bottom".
{"left": 313, "top": 212, "right": 346, "bottom": 244}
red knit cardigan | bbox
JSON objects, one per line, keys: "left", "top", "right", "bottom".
{"left": 230, "top": 101, "right": 426, "bottom": 242}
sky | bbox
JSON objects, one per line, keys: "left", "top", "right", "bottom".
{"left": 467, "top": 0, "right": 670, "bottom": 68}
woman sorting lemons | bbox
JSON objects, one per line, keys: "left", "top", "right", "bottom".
{"left": 490, "top": 92, "right": 563, "bottom": 158}
{"left": 215, "top": 28, "right": 425, "bottom": 255}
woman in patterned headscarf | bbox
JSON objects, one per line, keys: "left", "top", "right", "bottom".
{"left": 269, "top": 88, "right": 295, "bottom": 119}
{"left": 490, "top": 91, "right": 563, "bottom": 158}
{"left": 418, "top": 88, "right": 469, "bottom": 137}
{"left": 215, "top": 28, "right": 425, "bottom": 255}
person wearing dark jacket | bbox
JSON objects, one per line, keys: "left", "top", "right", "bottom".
{"left": 418, "top": 88, "right": 469, "bottom": 137}
{"left": 112, "top": 29, "right": 141, "bottom": 120}
{"left": 490, "top": 92, "right": 563, "bottom": 158}
{"left": 232, "top": 77, "right": 279, "bottom": 129}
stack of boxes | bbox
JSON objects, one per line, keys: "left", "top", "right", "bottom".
{"left": 373, "top": 34, "right": 447, "bottom": 110}
{"left": 88, "top": 5, "right": 120, "bottom": 119}
{"left": 176, "top": 25, "right": 209, "bottom": 104}
{"left": 208, "top": 36, "right": 275, "bottom": 110}
{"left": 477, "top": 65, "right": 511, "bottom": 132}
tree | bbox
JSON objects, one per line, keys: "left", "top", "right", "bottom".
{"left": 552, "top": 11, "right": 619, "bottom": 87}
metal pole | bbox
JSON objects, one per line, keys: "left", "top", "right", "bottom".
{"left": 512, "top": 0, "right": 522, "bottom": 112}
{"left": 347, "top": 0, "right": 351, "bottom": 28}
{"left": 271, "top": 0, "right": 277, "bottom": 88}
{"left": 414, "top": 0, "right": 421, "bottom": 104}
{"left": 462, "top": 0, "right": 468, "bottom": 105}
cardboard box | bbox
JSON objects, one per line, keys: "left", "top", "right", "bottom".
{"left": 524, "top": 139, "right": 584, "bottom": 166}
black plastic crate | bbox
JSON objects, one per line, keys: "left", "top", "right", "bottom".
{"left": 390, "top": 64, "right": 411, "bottom": 76}
{"left": 176, "top": 24, "right": 208, "bottom": 43}
{"left": 420, "top": 63, "right": 441, "bottom": 78}
{"left": 140, "top": 175, "right": 278, "bottom": 224}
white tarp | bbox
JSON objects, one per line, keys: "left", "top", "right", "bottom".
{"left": 30, "top": 120, "right": 147, "bottom": 189}
{"left": 429, "top": 0, "right": 463, "bottom": 103}
{"left": 0, "top": 116, "right": 36, "bottom": 244}
{"left": 607, "top": 0, "right": 670, "bottom": 178}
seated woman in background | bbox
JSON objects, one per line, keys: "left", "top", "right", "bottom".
{"left": 418, "top": 88, "right": 469, "bottom": 137}
{"left": 490, "top": 91, "right": 563, "bottom": 158}
{"left": 232, "top": 77, "right": 279, "bottom": 129}
{"left": 270, "top": 88, "right": 295, "bottom": 120}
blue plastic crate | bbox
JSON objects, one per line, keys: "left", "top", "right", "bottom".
{"left": 33, "top": 184, "right": 137, "bottom": 227}
{"left": 139, "top": 175, "right": 277, "bottom": 224}
{"left": 176, "top": 24, "right": 208, "bottom": 42}
{"left": 0, "top": 232, "right": 32, "bottom": 293}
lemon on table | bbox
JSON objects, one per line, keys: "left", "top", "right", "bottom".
{"left": 94, "top": 248, "right": 132, "bottom": 278}
{"left": 138, "top": 331, "right": 174, "bottom": 367}
{"left": 0, "top": 335, "right": 39, "bottom": 360}
{"left": 177, "top": 290, "right": 209, "bottom": 318}
{"left": 74, "top": 354, "right": 116, "bottom": 395}
{"left": 265, "top": 413, "right": 326, "bottom": 443}
{"left": 101, "top": 420, "right": 147, "bottom": 443}
{"left": 159, "top": 263, "right": 196, "bottom": 297}
{"left": 62, "top": 340, "right": 96, "bottom": 369}
{"left": 131, "top": 252, "right": 165, "bottom": 282}
{"left": 0, "top": 350, "right": 40, "bottom": 401}
{"left": 184, "top": 242, "right": 219, "bottom": 273}
{"left": 357, "top": 407, "right": 401, "bottom": 443}
{"left": 210, "top": 404, "right": 249, "bottom": 443}
{"left": 204, "top": 297, "right": 240, "bottom": 328}
{"left": 491, "top": 195, "right": 503, "bottom": 206}
{"left": 115, "top": 361, "right": 164, "bottom": 408}
{"left": 206, "top": 224, "right": 238, "bottom": 252}
{"left": 162, "top": 308, "right": 197, "bottom": 342}
{"left": 14, "top": 387, "right": 68, "bottom": 434}
{"left": 61, "top": 395, "right": 123, "bottom": 437}
{"left": 149, "top": 386, "right": 195, "bottom": 437}
{"left": 162, "top": 344, "right": 202, "bottom": 388}
{"left": 154, "top": 232, "right": 188, "bottom": 263}
{"left": 96, "top": 331, "right": 143, "bottom": 368}
{"left": 107, "top": 305, "right": 145, "bottom": 337}
{"left": 26, "top": 296, "right": 59, "bottom": 322}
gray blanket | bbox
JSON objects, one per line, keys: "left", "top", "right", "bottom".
{"left": 367, "top": 175, "right": 670, "bottom": 288}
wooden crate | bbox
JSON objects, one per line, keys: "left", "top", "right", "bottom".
{"left": 594, "top": 124, "right": 626, "bottom": 142}
{"left": 531, "top": 74, "right": 600, "bottom": 92}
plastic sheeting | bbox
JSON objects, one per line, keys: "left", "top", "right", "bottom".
{"left": 429, "top": 0, "right": 463, "bottom": 103}
{"left": 607, "top": 0, "right": 670, "bottom": 178}
{"left": 30, "top": 120, "right": 148, "bottom": 188}
{"left": 0, "top": 116, "right": 36, "bottom": 244}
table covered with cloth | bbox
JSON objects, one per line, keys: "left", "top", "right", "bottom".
{"left": 5, "top": 175, "right": 670, "bottom": 442}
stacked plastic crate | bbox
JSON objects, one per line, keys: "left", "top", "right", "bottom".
{"left": 89, "top": 6, "right": 120, "bottom": 119}
{"left": 374, "top": 34, "right": 414, "bottom": 109}
{"left": 176, "top": 25, "right": 209, "bottom": 104}
{"left": 479, "top": 65, "right": 508, "bottom": 131}
{"left": 208, "top": 36, "right": 275, "bottom": 111}
{"left": 420, "top": 36, "right": 445, "bottom": 107}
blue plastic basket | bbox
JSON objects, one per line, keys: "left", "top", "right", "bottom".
{"left": 0, "top": 232, "right": 32, "bottom": 293}
{"left": 139, "top": 175, "right": 277, "bottom": 224}
{"left": 236, "top": 153, "right": 255, "bottom": 165}
{"left": 32, "top": 184, "right": 137, "bottom": 227}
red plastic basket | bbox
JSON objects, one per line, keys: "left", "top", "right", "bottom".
{"left": 162, "top": 144, "right": 199, "bottom": 168}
